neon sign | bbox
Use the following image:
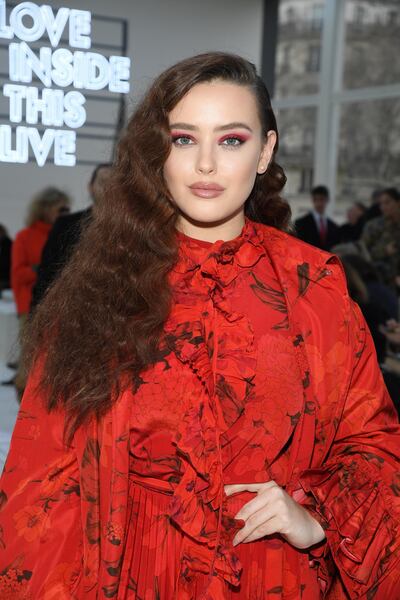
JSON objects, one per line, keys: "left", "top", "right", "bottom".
{"left": 0, "top": 1, "right": 131, "bottom": 166}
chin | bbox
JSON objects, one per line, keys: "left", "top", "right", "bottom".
{"left": 178, "top": 199, "right": 243, "bottom": 225}
{"left": 181, "top": 210, "right": 236, "bottom": 226}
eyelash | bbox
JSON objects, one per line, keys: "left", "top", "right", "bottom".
{"left": 171, "top": 134, "right": 247, "bottom": 148}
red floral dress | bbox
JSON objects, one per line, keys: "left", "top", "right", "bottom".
{"left": 121, "top": 229, "right": 321, "bottom": 599}
{"left": 1, "top": 220, "right": 399, "bottom": 600}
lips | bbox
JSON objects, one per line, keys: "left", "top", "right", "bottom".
{"left": 189, "top": 182, "right": 225, "bottom": 198}
{"left": 190, "top": 181, "right": 225, "bottom": 191}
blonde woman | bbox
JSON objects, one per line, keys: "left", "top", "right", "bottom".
{"left": 11, "top": 187, "right": 71, "bottom": 397}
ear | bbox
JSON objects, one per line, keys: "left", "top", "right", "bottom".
{"left": 257, "top": 130, "right": 277, "bottom": 175}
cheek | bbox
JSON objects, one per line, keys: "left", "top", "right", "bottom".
{"left": 164, "top": 152, "right": 191, "bottom": 188}
{"left": 163, "top": 155, "right": 179, "bottom": 189}
{"left": 221, "top": 149, "right": 260, "bottom": 184}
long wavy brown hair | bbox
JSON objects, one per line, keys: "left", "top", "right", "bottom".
{"left": 25, "top": 52, "right": 289, "bottom": 438}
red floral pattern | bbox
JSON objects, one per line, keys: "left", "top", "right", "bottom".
{"left": 0, "top": 219, "right": 399, "bottom": 599}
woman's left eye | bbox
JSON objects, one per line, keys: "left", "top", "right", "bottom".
{"left": 220, "top": 136, "right": 244, "bottom": 147}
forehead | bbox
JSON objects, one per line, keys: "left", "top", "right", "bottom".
{"left": 168, "top": 81, "right": 260, "bottom": 127}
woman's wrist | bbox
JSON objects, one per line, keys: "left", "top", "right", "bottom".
{"left": 304, "top": 507, "right": 326, "bottom": 547}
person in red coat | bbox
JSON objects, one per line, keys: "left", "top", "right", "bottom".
{"left": 0, "top": 53, "right": 399, "bottom": 599}
{"left": 10, "top": 188, "right": 71, "bottom": 397}
{"left": 11, "top": 188, "right": 71, "bottom": 316}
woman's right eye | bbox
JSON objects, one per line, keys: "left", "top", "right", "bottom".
{"left": 171, "top": 135, "right": 195, "bottom": 146}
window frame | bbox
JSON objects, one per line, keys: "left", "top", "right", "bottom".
{"left": 264, "top": 0, "right": 400, "bottom": 211}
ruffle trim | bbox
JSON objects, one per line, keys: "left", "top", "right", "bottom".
{"left": 163, "top": 221, "right": 267, "bottom": 596}
{"left": 299, "top": 459, "right": 400, "bottom": 593}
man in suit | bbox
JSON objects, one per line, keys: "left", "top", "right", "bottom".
{"left": 31, "top": 163, "right": 112, "bottom": 310}
{"left": 295, "top": 185, "right": 339, "bottom": 250}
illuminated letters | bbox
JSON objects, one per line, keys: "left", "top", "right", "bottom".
{"left": 109, "top": 56, "right": 131, "bottom": 94}
{"left": 9, "top": 43, "right": 131, "bottom": 92}
{"left": 40, "top": 6, "right": 69, "bottom": 47}
{"left": 0, "top": 125, "right": 28, "bottom": 163}
{"left": 0, "top": 0, "right": 12, "bottom": 39}
{"left": 4, "top": 84, "right": 86, "bottom": 129}
{"left": 0, "top": 125, "right": 76, "bottom": 167}
{"left": 63, "top": 91, "right": 86, "bottom": 128}
{"left": 0, "top": 1, "right": 130, "bottom": 166}
{"left": 9, "top": 3, "right": 46, "bottom": 43}
{"left": 3, "top": 84, "right": 25, "bottom": 122}
{"left": 9, "top": 42, "right": 52, "bottom": 86}
{"left": 69, "top": 9, "right": 91, "bottom": 49}
{"left": 0, "top": 1, "right": 91, "bottom": 48}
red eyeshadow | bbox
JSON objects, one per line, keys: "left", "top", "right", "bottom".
{"left": 218, "top": 133, "right": 251, "bottom": 142}
{"left": 170, "top": 131, "right": 194, "bottom": 137}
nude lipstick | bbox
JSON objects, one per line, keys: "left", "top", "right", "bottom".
{"left": 189, "top": 182, "right": 225, "bottom": 198}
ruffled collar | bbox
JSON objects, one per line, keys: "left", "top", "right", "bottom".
{"left": 173, "top": 219, "right": 266, "bottom": 284}
{"left": 164, "top": 218, "right": 270, "bottom": 597}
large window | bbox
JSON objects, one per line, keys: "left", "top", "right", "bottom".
{"left": 272, "top": 0, "right": 400, "bottom": 220}
{"left": 337, "top": 97, "right": 400, "bottom": 204}
{"left": 275, "top": 106, "right": 316, "bottom": 197}
{"left": 343, "top": 1, "right": 400, "bottom": 89}
{"left": 275, "top": 0, "right": 324, "bottom": 98}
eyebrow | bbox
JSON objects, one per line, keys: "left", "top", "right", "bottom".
{"left": 169, "top": 121, "right": 253, "bottom": 133}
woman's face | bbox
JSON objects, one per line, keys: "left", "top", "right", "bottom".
{"left": 163, "top": 80, "right": 276, "bottom": 236}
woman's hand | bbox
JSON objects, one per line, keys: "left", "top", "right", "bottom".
{"left": 224, "top": 480, "right": 326, "bottom": 550}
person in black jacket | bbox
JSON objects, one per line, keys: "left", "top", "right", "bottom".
{"left": 31, "top": 163, "right": 112, "bottom": 310}
{"left": 364, "top": 188, "right": 383, "bottom": 223}
{"left": 338, "top": 201, "right": 366, "bottom": 243}
{"left": 294, "top": 185, "right": 339, "bottom": 250}
{"left": 0, "top": 224, "right": 12, "bottom": 291}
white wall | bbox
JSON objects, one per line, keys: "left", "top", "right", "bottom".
{"left": 0, "top": 0, "right": 264, "bottom": 236}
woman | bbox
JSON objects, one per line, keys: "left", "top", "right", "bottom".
{"left": 11, "top": 187, "right": 71, "bottom": 317}
{"left": 10, "top": 187, "right": 71, "bottom": 398}
{"left": 0, "top": 53, "right": 399, "bottom": 599}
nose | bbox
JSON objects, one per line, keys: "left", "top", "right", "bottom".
{"left": 195, "top": 143, "right": 216, "bottom": 175}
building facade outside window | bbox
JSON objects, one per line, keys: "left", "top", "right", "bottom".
{"left": 272, "top": 0, "right": 400, "bottom": 221}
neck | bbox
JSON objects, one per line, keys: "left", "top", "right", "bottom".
{"left": 177, "top": 210, "right": 246, "bottom": 243}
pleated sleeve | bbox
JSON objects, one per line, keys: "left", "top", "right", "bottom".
{"left": 0, "top": 363, "right": 83, "bottom": 599}
{"left": 299, "top": 301, "right": 400, "bottom": 598}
